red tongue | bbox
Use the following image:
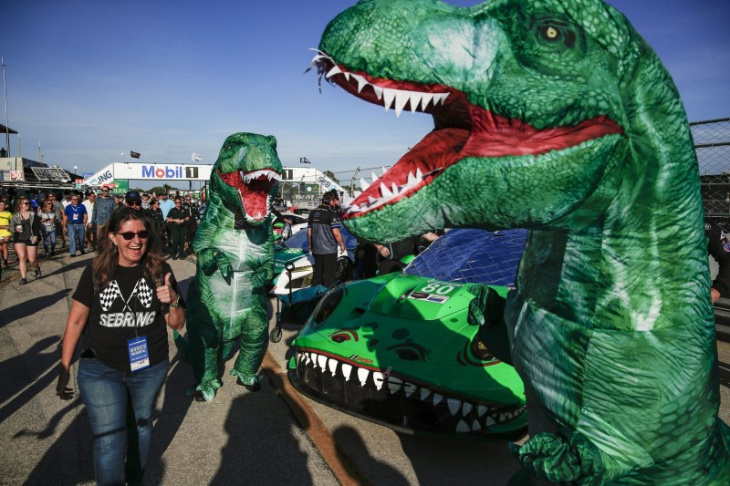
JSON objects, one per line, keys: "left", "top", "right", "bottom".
{"left": 353, "top": 128, "right": 470, "bottom": 206}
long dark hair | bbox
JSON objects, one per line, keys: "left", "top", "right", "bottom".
{"left": 92, "top": 207, "right": 166, "bottom": 291}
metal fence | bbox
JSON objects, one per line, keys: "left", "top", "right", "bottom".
{"left": 695, "top": 117, "right": 730, "bottom": 228}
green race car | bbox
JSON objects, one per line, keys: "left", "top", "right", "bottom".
{"left": 288, "top": 229, "right": 528, "bottom": 438}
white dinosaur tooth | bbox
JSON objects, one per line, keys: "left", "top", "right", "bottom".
{"left": 407, "top": 171, "right": 418, "bottom": 187}
{"left": 462, "top": 402, "right": 473, "bottom": 416}
{"left": 328, "top": 358, "right": 338, "bottom": 377}
{"left": 394, "top": 91, "right": 410, "bottom": 117}
{"left": 478, "top": 405, "right": 489, "bottom": 417}
{"left": 371, "top": 171, "right": 380, "bottom": 183}
{"left": 387, "top": 376, "right": 403, "bottom": 394}
{"left": 352, "top": 73, "right": 369, "bottom": 93}
{"left": 382, "top": 88, "right": 396, "bottom": 112}
{"left": 447, "top": 398, "right": 462, "bottom": 416}
{"left": 341, "top": 363, "right": 353, "bottom": 381}
{"left": 486, "top": 415, "right": 496, "bottom": 427}
{"left": 325, "top": 65, "right": 342, "bottom": 79}
{"left": 420, "top": 93, "right": 434, "bottom": 111}
{"left": 403, "top": 382, "right": 417, "bottom": 398}
{"left": 372, "top": 372, "right": 385, "bottom": 391}
{"left": 380, "top": 182, "right": 394, "bottom": 199}
{"left": 358, "top": 367, "right": 370, "bottom": 387}
{"left": 372, "top": 85, "right": 384, "bottom": 100}
{"left": 499, "top": 413, "right": 507, "bottom": 423}
{"left": 360, "top": 178, "right": 370, "bottom": 191}
{"left": 318, "top": 355, "right": 328, "bottom": 371}
{"left": 420, "top": 388, "right": 432, "bottom": 401}
{"left": 409, "top": 91, "right": 424, "bottom": 113}
{"left": 471, "top": 420, "right": 482, "bottom": 431}
{"left": 343, "top": 71, "right": 351, "bottom": 82}
{"left": 456, "top": 420, "right": 470, "bottom": 433}
{"left": 435, "top": 92, "right": 449, "bottom": 105}
{"left": 391, "top": 183, "right": 399, "bottom": 196}
{"left": 348, "top": 204, "right": 361, "bottom": 213}
{"left": 368, "top": 196, "right": 379, "bottom": 205}
{"left": 415, "top": 167, "right": 424, "bottom": 180}
{"left": 381, "top": 166, "right": 388, "bottom": 176}
{"left": 297, "top": 352, "right": 304, "bottom": 363}
{"left": 310, "top": 353, "right": 319, "bottom": 368}
{"left": 432, "top": 393, "right": 444, "bottom": 406}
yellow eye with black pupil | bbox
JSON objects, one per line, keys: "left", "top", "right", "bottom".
{"left": 545, "top": 26, "right": 559, "bottom": 39}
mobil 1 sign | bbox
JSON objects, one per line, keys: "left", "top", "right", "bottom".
{"left": 111, "top": 163, "right": 212, "bottom": 181}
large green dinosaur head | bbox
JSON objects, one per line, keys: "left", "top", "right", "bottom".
{"left": 210, "top": 132, "right": 283, "bottom": 226}
{"left": 316, "top": 0, "right": 692, "bottom": 241}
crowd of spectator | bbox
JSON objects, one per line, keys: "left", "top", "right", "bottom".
{"left": 0, "top": 186, "right": 205, "bottom": 283}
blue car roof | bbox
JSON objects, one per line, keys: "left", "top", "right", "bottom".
{"left": 404, "top": 229, "right": 527, "bottom": 287}
{"left": 284, "top": 224, "right": 358, "bottom": 251}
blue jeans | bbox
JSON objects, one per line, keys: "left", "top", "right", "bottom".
{"left": 67, "top": 223, "right": 85, "bottom": 255}
{"left": 78, "top": 357, "right": 169, "bottom": 486}
{"left": 41, "top": 227, "right": 56, "bottom": 253}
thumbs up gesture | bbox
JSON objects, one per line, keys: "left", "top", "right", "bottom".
{"left": 156, "top": 272, "right": 176, "bottom": 304}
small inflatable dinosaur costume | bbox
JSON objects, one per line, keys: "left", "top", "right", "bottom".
{"left": 180, "top": 132, "right": 282, "bottom": 401}
{"left": 313, "top": 0, "right": 730, "bottom": 484}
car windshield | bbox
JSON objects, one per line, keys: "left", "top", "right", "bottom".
{"left": 404, "top": 229, "right": 527, "bottom": 287}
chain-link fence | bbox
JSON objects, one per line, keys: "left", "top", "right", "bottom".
{"left": 696, "top": 117, "right": 730, "bottom": 228}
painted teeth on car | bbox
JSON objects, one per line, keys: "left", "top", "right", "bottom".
{"left": 293, "top": 351, "right": 526, "bottom": 436}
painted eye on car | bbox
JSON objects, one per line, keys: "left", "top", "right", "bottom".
{"left": 387, "top": 343, "right": 429, "bottom": 362}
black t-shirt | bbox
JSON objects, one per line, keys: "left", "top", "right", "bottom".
{"left": 167, "top": 207, "right": 187, "bottom": 226}
{"left": 73, "top": 261, "right": 182, "bottom": 372}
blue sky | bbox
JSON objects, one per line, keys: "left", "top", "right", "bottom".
{"left": 2, "top": 0, "right": 728, "bottom": 178}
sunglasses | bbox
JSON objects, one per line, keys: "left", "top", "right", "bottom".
{"left": 117, "top": 231, "right": 149, "bottom": 240}
{"left": 127, "top": 201, "right": 141, "bottom": 207}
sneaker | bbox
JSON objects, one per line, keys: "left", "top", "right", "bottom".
{"left": 70, "top": 254, "right": 76, "bottom": 258}
{"left": 80, "top": 249, "right": 85, "bottom": 255}
{"left": 19, "top": 278, "right": 27, "bottom": 285}
{"left": 35, "top": 267, "right": 42, "bottom": 279}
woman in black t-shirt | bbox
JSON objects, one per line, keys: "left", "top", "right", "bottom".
{"left": 56, "top": 207, "right": 185, "bottom": 486}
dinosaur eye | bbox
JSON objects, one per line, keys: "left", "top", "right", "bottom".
{"left": 536, "top": 21, "right": 576, "bottom": 48}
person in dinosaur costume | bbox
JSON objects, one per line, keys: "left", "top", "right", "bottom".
{"left": 311, "top": 0, "right": 730, "bottom": 484}
{"left": 180, "top": 132, "right": 282, "bottom": 401}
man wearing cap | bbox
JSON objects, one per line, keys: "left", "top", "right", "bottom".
{"left": 124, "top": 191, "right": 143, "bottom": 210}
{"left": 91, "top": 186, "right": 117, "bottom": 239}
{"left": 64, "top": 194, "right": 87, "bottom": 257}
{"left": 307, "top": 192, "right": 346, "bottom": 287}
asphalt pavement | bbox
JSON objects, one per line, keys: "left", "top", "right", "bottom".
{"left": 1, "top": 247, "right": 729, "bottom": 486}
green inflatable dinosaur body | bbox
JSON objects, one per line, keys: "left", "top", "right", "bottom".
{"left": 181, "top": 133, "right": 282, "bottom": 401}
{"left": 313, "top": 0, "right": 730, "bottom": 484}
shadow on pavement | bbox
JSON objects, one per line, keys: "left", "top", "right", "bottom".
{"left": 333, "top": 425, "right": 410, "bottom": 486}
{"left": 0, "top": 336, "right": 62, "bottom": 423}
{"left": 0, "top": 289, "right": 71, "bottom": 328}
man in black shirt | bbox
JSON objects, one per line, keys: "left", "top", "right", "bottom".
{"left": 166, "top": 197, "right": 189, "bottom": 260}
{"left": 307, "top": 192, "right": 345, "bottom": 287}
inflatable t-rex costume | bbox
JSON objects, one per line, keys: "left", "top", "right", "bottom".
{"left": 312, "top": 0, "right": 730, "bottom": 484}
{"left": 181, "top": 132, "right": 282, "bottom": 401}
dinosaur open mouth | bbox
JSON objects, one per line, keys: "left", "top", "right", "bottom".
{"left": 218, "top": 168, "right": 281, "bottom": 223}
{"left": 311, "top": 51, "right": 623, "bottom": 219}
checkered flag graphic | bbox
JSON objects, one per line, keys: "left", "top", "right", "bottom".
{"left": 132, "top": 279, "right": 154, "bottom": 309}
{"left": 99, "top": 280, "right": 122, "bottom": 311}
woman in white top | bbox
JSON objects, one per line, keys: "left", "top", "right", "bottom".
{"left": 39, "top": 199, "right": 59, "bottom": 257}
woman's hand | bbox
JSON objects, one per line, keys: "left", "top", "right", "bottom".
{"left": 56, "top": 364, "right": 74, "bottom": 400}
{"left": 156, "top": 273, "right": 176, "bottom": 304}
